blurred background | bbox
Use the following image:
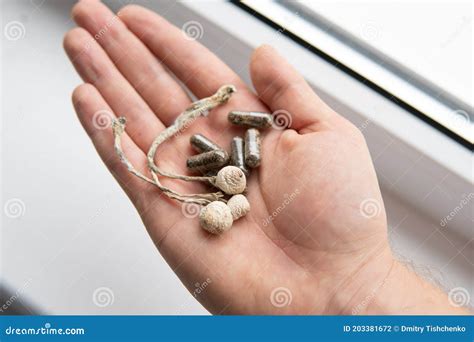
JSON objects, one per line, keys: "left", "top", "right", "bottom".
{"left": 1, "top": 0, "right": 472, "bottom": 314}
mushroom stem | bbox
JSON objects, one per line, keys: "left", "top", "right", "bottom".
{"left": 112, "top": 118, "right": 223, "bottom": 205}
{"left": 147, "top": 85, "right": 236, "bottom": 184}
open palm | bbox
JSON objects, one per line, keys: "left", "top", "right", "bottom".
{"left": 65, "top": 1, "right": 392, "bottom": 314}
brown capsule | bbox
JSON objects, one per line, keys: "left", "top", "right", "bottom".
{"left": 228, "top": 111, "right": 273, "bottom": 129}
{"left": 230, "top": 137, "right": 249, "bottom": 176}
{"left": 186, "top": 150, "right": 229, "bottom": 173}
{"left": 190, "top": 134, "right": 223, "bottom": 153}
{"left": 244, "top": 128, "right": 261, "bottom": 168}
{"left": 203, "top": 170, "right": 219, "bottom": 177}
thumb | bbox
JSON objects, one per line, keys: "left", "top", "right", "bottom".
{"left": 250, "top": 45, "right": 336, "bottom": 132}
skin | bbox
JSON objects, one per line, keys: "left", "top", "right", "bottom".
{"left": 64, "top": 0, "right": 469, "bottom": 315}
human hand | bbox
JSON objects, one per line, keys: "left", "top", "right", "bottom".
{"left": 64, "top": 1, "right": 467, "bottom": 315}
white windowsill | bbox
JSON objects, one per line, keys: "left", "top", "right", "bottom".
{"left": 179, "top": 0, "right": 472, "bottom": 240}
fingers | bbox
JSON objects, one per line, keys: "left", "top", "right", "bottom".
{"left": 71, "top": 0, "right": 191, "bottom": 127}
{"left": 118, "top": 5, "right": 249, "bottom": 99}
{"left": 117, "top": 4, "right": 270, "bottom": 143}
{"left": 250, "top": 45, "right": 336, "bottom": 132}
{"left": 71, "top": 83, "right": 153, "bottom": 202}
{"left": 63, "top": 27, "right": 164, "bottom": 152}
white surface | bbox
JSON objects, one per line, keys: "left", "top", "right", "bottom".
{"left": 244, "top": 0, "right": 473, "bottom": 143}
{"left": 1, "top": 0, "right": 206, "bottom": 315}
{"left": 305, "top": 0, "right": 473, "bottom": 107}
{"left": 1, "top": 0, "right": 473, "bottom": 314}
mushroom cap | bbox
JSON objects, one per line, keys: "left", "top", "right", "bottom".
{"left": 199, "top": 201, "right": 233, "bottom": 234}
{"left": 215, "top": 166, "right": 246, "bottom": 195}
{"left": 227, "top": 194, "right": 250, "bottom": 220}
